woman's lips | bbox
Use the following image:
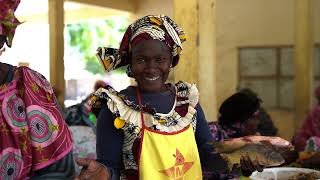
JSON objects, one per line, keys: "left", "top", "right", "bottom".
{"left": 144, "top": 76, "right": 160, "bottom": 81}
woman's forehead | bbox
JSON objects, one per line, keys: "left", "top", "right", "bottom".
{"left": 132, "top": 39, "right": 171, "bottom": 55}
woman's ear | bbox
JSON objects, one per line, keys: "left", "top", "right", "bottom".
{"left": 169, "top": 56, "right": 174, "bottom": 69}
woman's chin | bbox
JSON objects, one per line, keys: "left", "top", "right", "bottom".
{"left": 139, "top": 83, "right": 166, "bottom": 93}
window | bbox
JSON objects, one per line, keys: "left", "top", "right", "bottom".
{"left": 238, "top": 45, "right": 320, "bottom": 109}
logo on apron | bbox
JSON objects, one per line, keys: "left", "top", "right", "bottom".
{"left": 159, "top": 149, "right": 194, "bottom": 179}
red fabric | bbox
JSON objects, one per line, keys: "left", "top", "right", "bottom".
{"left": 0, "top": 0, "right": 20, "bottom": 19}
{"left": 293, "top": 105, "right": 320, "bottom": 151}
{"left": 118, "top": 26, "right": 180, "bottom": 68}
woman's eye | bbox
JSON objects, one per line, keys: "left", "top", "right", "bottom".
{"left": 137, "top": 58, "right": 145, "bottom": 63}
{"left": 156, "top": 58, "right": 165, "bottom": 62}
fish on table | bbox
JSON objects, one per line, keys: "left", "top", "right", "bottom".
{"left": 211, "top": 136, "right": 292, "bottom": 170}
{"left": 218, "top": 143, "right": 285, "bottom": 170}
{"left": 213, "top": 136, "right": 293, "bottom": 153}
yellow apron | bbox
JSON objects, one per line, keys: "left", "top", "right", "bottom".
{"left": 136, "top": 89, "right": 202, "bottom": 180}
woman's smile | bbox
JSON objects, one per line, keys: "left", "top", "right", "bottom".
{"left": 144, "top": 76, "right": 160, "bottom": 81}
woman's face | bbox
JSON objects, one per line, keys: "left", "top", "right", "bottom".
{"left": 131, "top": 39, "right": 172, "bottom": 93}
{"left": 241, "top": 116, "right": 260, "bottom": 136}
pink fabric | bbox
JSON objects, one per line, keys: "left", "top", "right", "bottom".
{"left": 0, "top": 66, "right": 73, "bottom": 179}
{"left": 293, "top": 105, "right": 320, "bottom": 151}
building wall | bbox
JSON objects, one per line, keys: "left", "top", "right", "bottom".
{"left": 216, "top": 0, "right": 294, "bottom": 107}
{"left": 134, "top": 0, "right": 173, "bottom": 19}
{"left": 315, "top": 0, "right": 320, "bottom": 44}
{"left": 216, "top": 0, "right": 320, "bottom": 140}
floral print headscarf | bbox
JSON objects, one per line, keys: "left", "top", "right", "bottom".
{"left": 96, "top": 15, "right": 186, "bottom": 73}
{"left": 0, "top": 0, "right": 21, "bottom": 47}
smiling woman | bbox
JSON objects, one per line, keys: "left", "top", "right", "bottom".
{"left": 75, "top": 15, "right": 262, "bottom": 180}
{"left": 76, "top": 15, "right": 208, "bottom": 180}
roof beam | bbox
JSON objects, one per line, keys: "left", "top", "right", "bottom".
{"left": 18, "top": 6, "right": 130, "bottom": 24}
{"left": 66, "top": 0, "right": 136, "bottom": 13}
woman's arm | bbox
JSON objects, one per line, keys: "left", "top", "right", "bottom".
{"left": 32, "top": 151, "right": 75, "bottom": 179}
{"left": 96, "top": 104, "right": 124, "bottom": 179}
{"left": 194, "top": 104, "right": 228, "bottom": 172}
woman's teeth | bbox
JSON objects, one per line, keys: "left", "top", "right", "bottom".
{"left": 145, "top": 76, "right": 160, "bottom": 81}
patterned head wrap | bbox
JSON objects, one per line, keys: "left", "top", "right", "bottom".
{"left": 96, "top": 15, "right": 186, "bottom": 73}
{"left": 0, "top": 0, "right": 21, "bottom": 47}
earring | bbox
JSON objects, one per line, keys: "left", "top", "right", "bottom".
{"left": 126, "top": 65, "right": 134, "bottom": 77}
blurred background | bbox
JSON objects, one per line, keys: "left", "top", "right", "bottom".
{"left": 0, "top": 0, "right": 319, "bottom": 141}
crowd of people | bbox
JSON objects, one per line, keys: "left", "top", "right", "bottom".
{"left": 1, "top": 0, "right": 320, "bottom": 179}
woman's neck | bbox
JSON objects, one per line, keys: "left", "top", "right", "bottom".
{"left": 0, "top": 62, "right": 9, "bottom": 86}
{"left": 138, "top": 83, "right": 174, "bottom": 94}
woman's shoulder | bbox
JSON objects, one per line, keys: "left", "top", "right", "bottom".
{"left": 16, "top": 66, "right": 43, "bottom": 77}
{"left": 15, "top": 66, "right": 54, "bottom": 94}
{"left": 90, "top": 85, "right": 139, "bottom": 115}
{"left": 174, "top": 81, "right": 199, "bottom": 107}
{"left": 174, "top": 81, "right": 197, "bottom": 89}
{"left": 119, "top": 85, "right": 136, "bottom": 96}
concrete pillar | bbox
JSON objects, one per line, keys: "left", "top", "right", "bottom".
{"left": 48, "top": 0, "right": 65, "bottom": 108}
{"left": 198, "top": 0, "right": 217, "bottom": 121}
{"left": 294, "top": 0, "right": 314, "bottom": 130}
{"left": 173, "top": 0, "right": 199, "bottom": 84}
{"left": 173, "top": 0, "right": 217, "bottom": 121}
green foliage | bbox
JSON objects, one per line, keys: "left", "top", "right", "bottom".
{"left": 66, "top": 16, "right": 128, "bottom": 75}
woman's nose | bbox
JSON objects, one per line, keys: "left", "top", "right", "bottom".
{"left": 146, "top": 60, "right": 157, "bottom": 68}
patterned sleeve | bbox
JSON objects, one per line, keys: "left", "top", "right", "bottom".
{"left": 96, "top": 104, "right": 123, "bottom": 179}
{"left": 20, "top": 67, "right": 74, "bottom": 173}
{"left": 195, "top": 104, "right": 228, "bottom": 172}
{"left": 207, "top": 121, "right": 226, "bottom": 142}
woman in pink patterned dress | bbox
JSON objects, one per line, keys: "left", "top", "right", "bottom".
{"left": 293, "top": 86, "right": 320, "bottom": 168}
{"left": 293, "top": 86, "right": 320, "bottom": 151}
{"left": 0, "top": 0, "right": 74, "bottom": 179}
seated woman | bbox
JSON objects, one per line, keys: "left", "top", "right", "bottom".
{"left": 293, "top": 86, "right": 320, "bottom": 168}
{"left": 207, "top": 92, "right": 262, "bottom": 178}
{"left": 239, "top": 88, "right": 278, "bottom": 136}
{"left": 75, "top": 15, "right": 263, "bottom": 180}
{"left": 294, "top": 86, "right": 320, "bottom": 151}
{"left": 209, "top": 92, "right": 262, "bottom": 141}
{"left": 0, "top": 1, "right": 74, "bottom": 179}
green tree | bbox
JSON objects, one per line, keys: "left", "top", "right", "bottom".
{"left": 66, "top": 16, "right": 128, "bottom": 75}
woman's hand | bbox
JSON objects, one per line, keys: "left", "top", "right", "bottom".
{"left": 281, "top": 149, "right": 299, "bottom": 165}
{"left": 240, "top": 155, "right": 264, "bottom": 177}
{"left": 75, "top": 158, "right": 111, "bottom": 180}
